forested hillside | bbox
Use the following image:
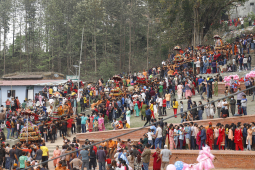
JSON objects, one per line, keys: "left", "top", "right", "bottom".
{"left": 0, "top": 0, "right": 247, "bottom": 81}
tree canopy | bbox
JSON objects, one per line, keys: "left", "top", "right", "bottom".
{"left": 0, "top": 0, "right": 248, "bottom": 80}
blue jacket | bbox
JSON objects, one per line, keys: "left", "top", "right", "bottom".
{"left": 41, "top": 106, "right": 47, "bottom": 114}
{"left": 199, "top": 129, "right": 206, "bottom": 140}
{"left": 146, "top": 109, "right": 151, "bottom": 116}
{"left": 121, "top": 97, "right": 125, "bottom": 105}
{"left": 203, "top": 55, "right": 207, "bottom": 61}
{"left": 198, "top": 78, "right": 204, "bottom": 85}
{"left": 150, "top": 125, "right": 157, "bottom": 135}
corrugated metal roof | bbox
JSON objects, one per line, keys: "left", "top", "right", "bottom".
{"left": 2, "top": 75, "right": 43, "bottom": 79}
{"left": 0, "top": 80, "right": 78, "bottom": 86}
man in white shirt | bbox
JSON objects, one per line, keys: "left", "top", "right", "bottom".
{"left": 222, "top": 98, "right": 228, "bottom": 110}
{"left": 161, "top": 145, "right": 172, "bottom": 170}
{"left": 62, "top": 97, "right": 67, "bottom": 107}
{"left": 165, "top": 77, "right": 169, "bottom": 87}
{"left": 147, "top": 129, "right": 154, "bottom": 147}
{"left": 232, "top": 57, "right": 236, "bottom": 65}
{"left": 155, "top": 124, "right": 163, "bottom": 149}
{"left": 241, "top": 18, "right": 244, "bottom": 28}
{"left": 241, "top": 95, "right": 247, "bottom": 115}
{"left": 195, "top": 60, "right": 200, "bottom": 74}
{"left": 49, "top": 98, "right": 54, "bottom": 105}
{"left": 53, "top": 86, "right": 57, "bottom": 92}
{"left": 156, "top": 97, "right": 163, "bottom": 116}
{"left": 141, "top": 91, "right": 146, "bottom": 101}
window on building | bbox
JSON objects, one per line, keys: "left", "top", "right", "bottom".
{"left": 7, "top": 90, "right": 15, "bottom": 98}
{"left": 251, "top": 3, "right": 254, "bottom": 5}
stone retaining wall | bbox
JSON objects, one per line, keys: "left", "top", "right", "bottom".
{"left": 148, "top": 150, "right": 255, "bottom": 169}
{"left": 76, "top": 115, "right": 255, "bottom": 144}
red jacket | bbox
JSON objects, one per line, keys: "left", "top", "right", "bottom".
{"left": 162, "top": 99, "right": 167, "bottom": 107}
{"left": 67, "top": 119, "right": 73, "bottom": 128}
{"left": 6, "top": 121, "right": 11, "bottom": 129}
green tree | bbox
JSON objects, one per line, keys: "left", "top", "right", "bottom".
{"left": 0, "top": 0, "right": 12, "bottom": 74}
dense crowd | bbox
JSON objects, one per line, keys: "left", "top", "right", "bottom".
{"left": 0, "top": 32, "right": 255, "bottom": 170}
{"left": 0, "top": 120, "right": 253, "bottom": 170}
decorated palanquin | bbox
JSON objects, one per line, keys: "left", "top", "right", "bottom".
{"left": 19, "top": 121, "right": 41, "bottom": 142}
{"left": 109, "top": 87, "right": 123, "bottom": 97}
{"left": 173, "top": 45, "right": 184, "bottom": 62}
{"left": 173, "top": 54, "right": 184, "bottom": 62}
{"left": 214, "top": 35, "right": 225, "bottom": 50}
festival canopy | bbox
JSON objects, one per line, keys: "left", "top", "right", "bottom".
{"left": 213, "top": 35, "right": 221, "bottom": 39}
{"left": 174, "top": 45, "right": 182, "bottom": 50}
{"left": 113, "top": 75, "right": 122, "bottom": 81}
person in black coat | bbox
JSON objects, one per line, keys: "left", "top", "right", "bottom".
{"left": 0, "top": 131, "right": 5, "bottom": 143}
{"left": 199, "top": 126, "right": 206, "bottom": 149}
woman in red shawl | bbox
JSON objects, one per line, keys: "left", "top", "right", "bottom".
{"left": 234, "top": 124, "right": 243, "bottom": 150}
{"left": 191, "top": 81, "right": 196, "bottom": 95}
{"left": 88, "top": 115, "right": 94, "bottom": 132}
{"left": 217, "top": 124, "right": 225, "bottom": 150}
{"left": 206, "top": 125, "right": 214, "bottom": 150}
{"left": 152, "top": 147, "right": 161, "bottom": 170}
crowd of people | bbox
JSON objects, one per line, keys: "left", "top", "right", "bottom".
{"left": 0, "top": 31, "right": 255, "bottom": 170}
{"left": 0, "top": 119, "right": 254, "bottom": 170}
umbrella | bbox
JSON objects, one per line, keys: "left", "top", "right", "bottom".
{"left": 174, "top": 45, "right": 182, "bottom": 50}
{"left": 113, "top": 75, "right": 122, "bottom": 81}
{"left": 213, "top": 35, "right": 221, "bottom": 39}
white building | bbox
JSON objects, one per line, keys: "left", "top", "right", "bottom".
{"left": 0, "top": 79, "right": 71, "bottom": 107}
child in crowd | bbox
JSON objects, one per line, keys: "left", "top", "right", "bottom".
{"left": 106, "top": 155, "right": 112, "bottom": 166}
